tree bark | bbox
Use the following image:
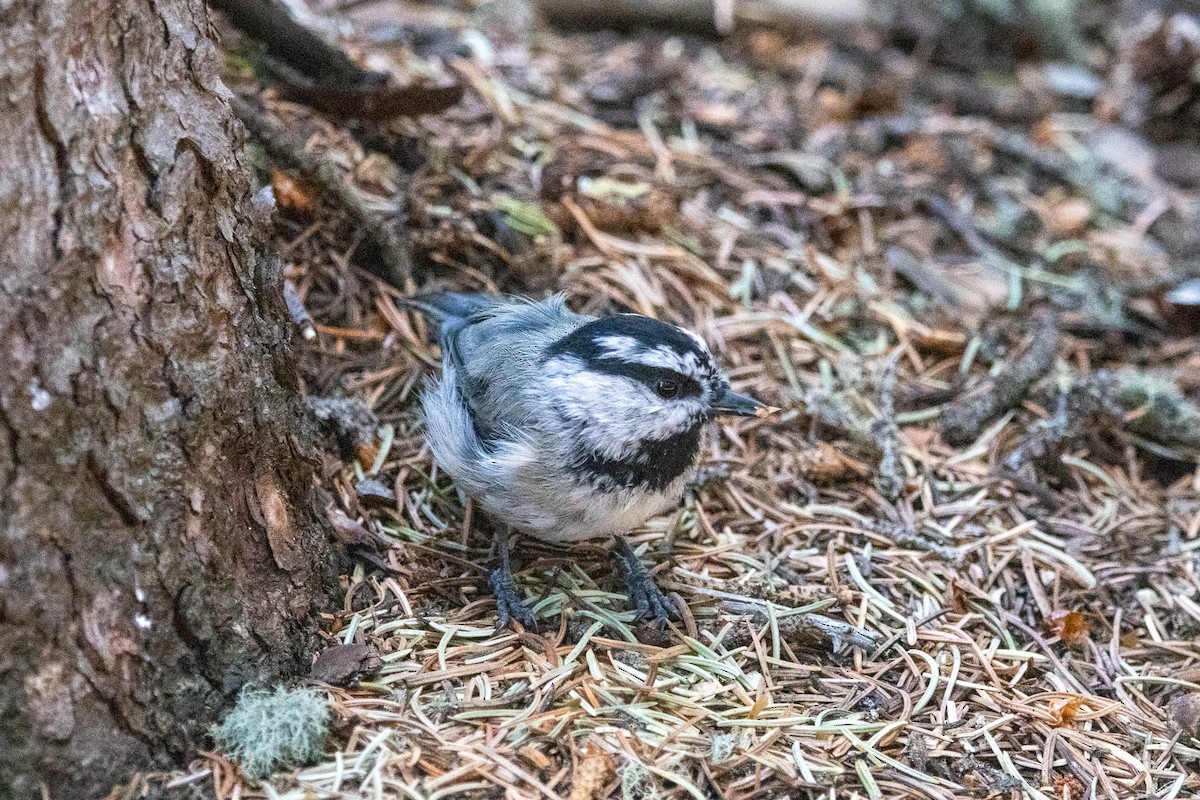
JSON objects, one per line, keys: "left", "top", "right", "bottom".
{"left": 0, "top": 1, "right": 336, "bottom": 796}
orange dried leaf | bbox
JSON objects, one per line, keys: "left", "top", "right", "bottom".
{"left": 520, "top": 745, "right": 552, "bottom": 771}
{"left": 1030, "top": 118, "right": 1057, "bottom": 147}
{"left": 911, "top": 328, "right": 968, "bottom": 355}
{"left": 356, "top": 440, "right": 380, "bottom": 470}
{"left": 1048, "top": 695, "right": 1085, "bottom": 727}
{"left": 1046, "top": 610, "right": 1090, "bottom": 646}
{"left": 945, "top": 577, "right": 971, "bottom": 615}
{"left": 1053, "top": 772, "right": 1086, "bottom": 798}
{"left": 1046, "top": 198, "right": 1092, "bottom": 238}
{"left": 795, "top": 441, "right": 870, "bottom": 484}
{"left": 902, "top": 134, "right": 949, "bottom": 173}
{"left": 271, "top": 169, "right": 317, "bottom": 218}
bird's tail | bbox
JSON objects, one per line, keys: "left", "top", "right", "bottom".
{"left": 406, "top": 292, "right": 496, "bottom": 322}
{"left": 405, "top": 292, "right": 497, "bottom": 342}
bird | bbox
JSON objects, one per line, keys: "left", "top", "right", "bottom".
{"left": 411, "top": 292, "right": 767, "bottom": 629}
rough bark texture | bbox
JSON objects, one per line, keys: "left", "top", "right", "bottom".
{"left": 0, "top": 0, "right": 336, "bottom": 796}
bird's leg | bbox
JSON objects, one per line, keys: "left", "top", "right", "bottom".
{"left": 488, "top": 528, "right": 538, "bottom": 631}
{"left": 614, "top": 536, "right": 678, "bottom": 627}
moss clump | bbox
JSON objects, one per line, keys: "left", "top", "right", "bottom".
{"left": 212, "top": 686, "right": 331, "bottom": 778}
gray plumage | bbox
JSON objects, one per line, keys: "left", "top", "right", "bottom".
{"left": 415, "top": 292, "right": 763, "bottom": 545}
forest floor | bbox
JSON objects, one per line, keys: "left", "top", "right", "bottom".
{"left": 181, "top": 1, "right": 1200, "bottom": 797}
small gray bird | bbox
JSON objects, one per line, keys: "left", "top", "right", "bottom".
{"left": 412, "top": 292, "right": 765, "bottom": 628}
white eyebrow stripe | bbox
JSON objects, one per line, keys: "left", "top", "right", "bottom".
{"left": 642, "top": 347, "right": 698, "bottom": 373}
{"left": 594, "top": 335, "right": 643, "bottom": 360}
{"left": 683, "top": 327, "right": 707, "bottom": 351}
{"left": 595, "top": 335, "right": 698, "bottom": 374}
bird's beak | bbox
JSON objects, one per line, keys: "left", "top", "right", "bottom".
{"left": 710, "top": 384, "right": 772, "bottom": 418}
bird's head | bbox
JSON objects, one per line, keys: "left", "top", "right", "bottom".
{"left": 541, "top": 314, "right": 764, "bottom": 469}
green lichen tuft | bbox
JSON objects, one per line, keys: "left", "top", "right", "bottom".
{"left": 212, "top": 686, "right": 331, "bottom": 778}
{"left": 620, "top": 761, "right": 663, "bottom": 800}
{"left": 1108, "top": 370, "right": 1200, "bottom": 451}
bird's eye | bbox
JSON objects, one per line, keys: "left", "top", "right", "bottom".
{"left": 655, "top": 378, "right": 680, "bottom": 399}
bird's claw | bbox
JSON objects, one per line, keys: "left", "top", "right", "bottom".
{"left": 489, "top": 567, "right": 538, "bottom": 631}
{"left": 615, "top": 545, "right": 679, "bottom": 628}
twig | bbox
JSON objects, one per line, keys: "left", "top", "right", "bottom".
{"left": 536, "top": 0, "right": 867, "bottom": 36}
{"left": 873, "top": 353, "right": 904, "bottom": 500}
{"left": 867, "top": 519, "right": 961, "bottom": 565}
{"left": 720, "top": 601, "right": 878, "bottom": 653}
{"left": 941, "top": 311, "right": 1060, "bottom": 446}
{"left": 283, "top": 279, "right": 316, "bottom": 339}
{"left": 230, "top": 96, "right": 413, "bottom": 288}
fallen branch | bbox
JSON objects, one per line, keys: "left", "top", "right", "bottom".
{"left": 231, "top": 97, "right": 413, "bottom": 288}
{"left": 212, "top": 0, "right": 377, "bottom": 84}
{"left": 215, "top": 0, "right": 463, "bottom": 121}
{"left": 536, "top": 0, "right": 867, "bottom": 36}
{"left": 720, "top": 601, "right": 879, "bottom": 654}
{"left": 873, "top": 353, "right": 904, "bottom": 500}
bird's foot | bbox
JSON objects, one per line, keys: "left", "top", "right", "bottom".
{"left": 489, "top": 567, "right": 538, "bottom": 631}
{"left": 614, "top": 538, "right": 678, "bottom": 627}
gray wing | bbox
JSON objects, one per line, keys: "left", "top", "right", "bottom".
{"left": 412, "top": 293, "right": 590, "bottom": 441}
{"left": 445, "top": 294, "right": 589, "bottom": 440}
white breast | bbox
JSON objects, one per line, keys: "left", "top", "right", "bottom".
{"left": 423, "top": 363, "right": 692, "bottom": 543}
{"left": 475, "top": 440, "right": 690, "bottom": 542}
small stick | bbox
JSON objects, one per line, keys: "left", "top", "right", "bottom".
{"left": 872, "top": 352, "right": 904, "bottom": 500}
{"left": 941, "top": 311, "right": 1060, "bottom": 446}
{"left": 720, "top": 601, "right": 878, "bottom": 653}
{"left": 283, "top": 279, "right": 316, "bottom": 339}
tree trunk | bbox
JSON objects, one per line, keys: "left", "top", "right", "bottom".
{"left": 0, "top": 1, "right": 336, "bottom": 796}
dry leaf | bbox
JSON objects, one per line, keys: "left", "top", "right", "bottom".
{"left": 1046, "top": 609, "right": 1090, "bottom": 646}
{"left": 328, "top": 508, "right": 382, "bottom": 547}
{"left": 271, "top": 169, "right": 317, "bottom": 219}
{"left": 945, "top": 577, "right": 971, "bottom": 615}
{"left": 310, "top": 643, "right": 381, "bottom": 686}
{"left": 356, "top": 440, "right": 380, "bottom": 469}
{"left": 1052, "top": 772, "right": 1087, "bottom": 798}
{"left": 911, "top": 328, "right": 968, "bottom": 355}
{"left": 1046, "top": 198, "right": 1092, "bottom": 238}
{"left": 796, "top": 441, "right": 870, "bottom": 484}
{"left": 1048, "top": 695, "right": 1085, "bottom": 727}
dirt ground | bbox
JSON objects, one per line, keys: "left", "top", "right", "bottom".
{"left": 172, "top": 1, "right": 1200, "bottom": 797}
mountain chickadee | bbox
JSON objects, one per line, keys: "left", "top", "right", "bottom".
{"left": 413, "top": 293, "right": 766, "bottom": 628}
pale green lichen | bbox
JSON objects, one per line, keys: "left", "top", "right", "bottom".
{"left": 1107, "top": 370, "right": 1200, "bottom": 452}
{"left": 621, "top": 761, "right": 663, "bottom": 800}
{"left": 212, "top": 686, "right": 331, "bottom": 778}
